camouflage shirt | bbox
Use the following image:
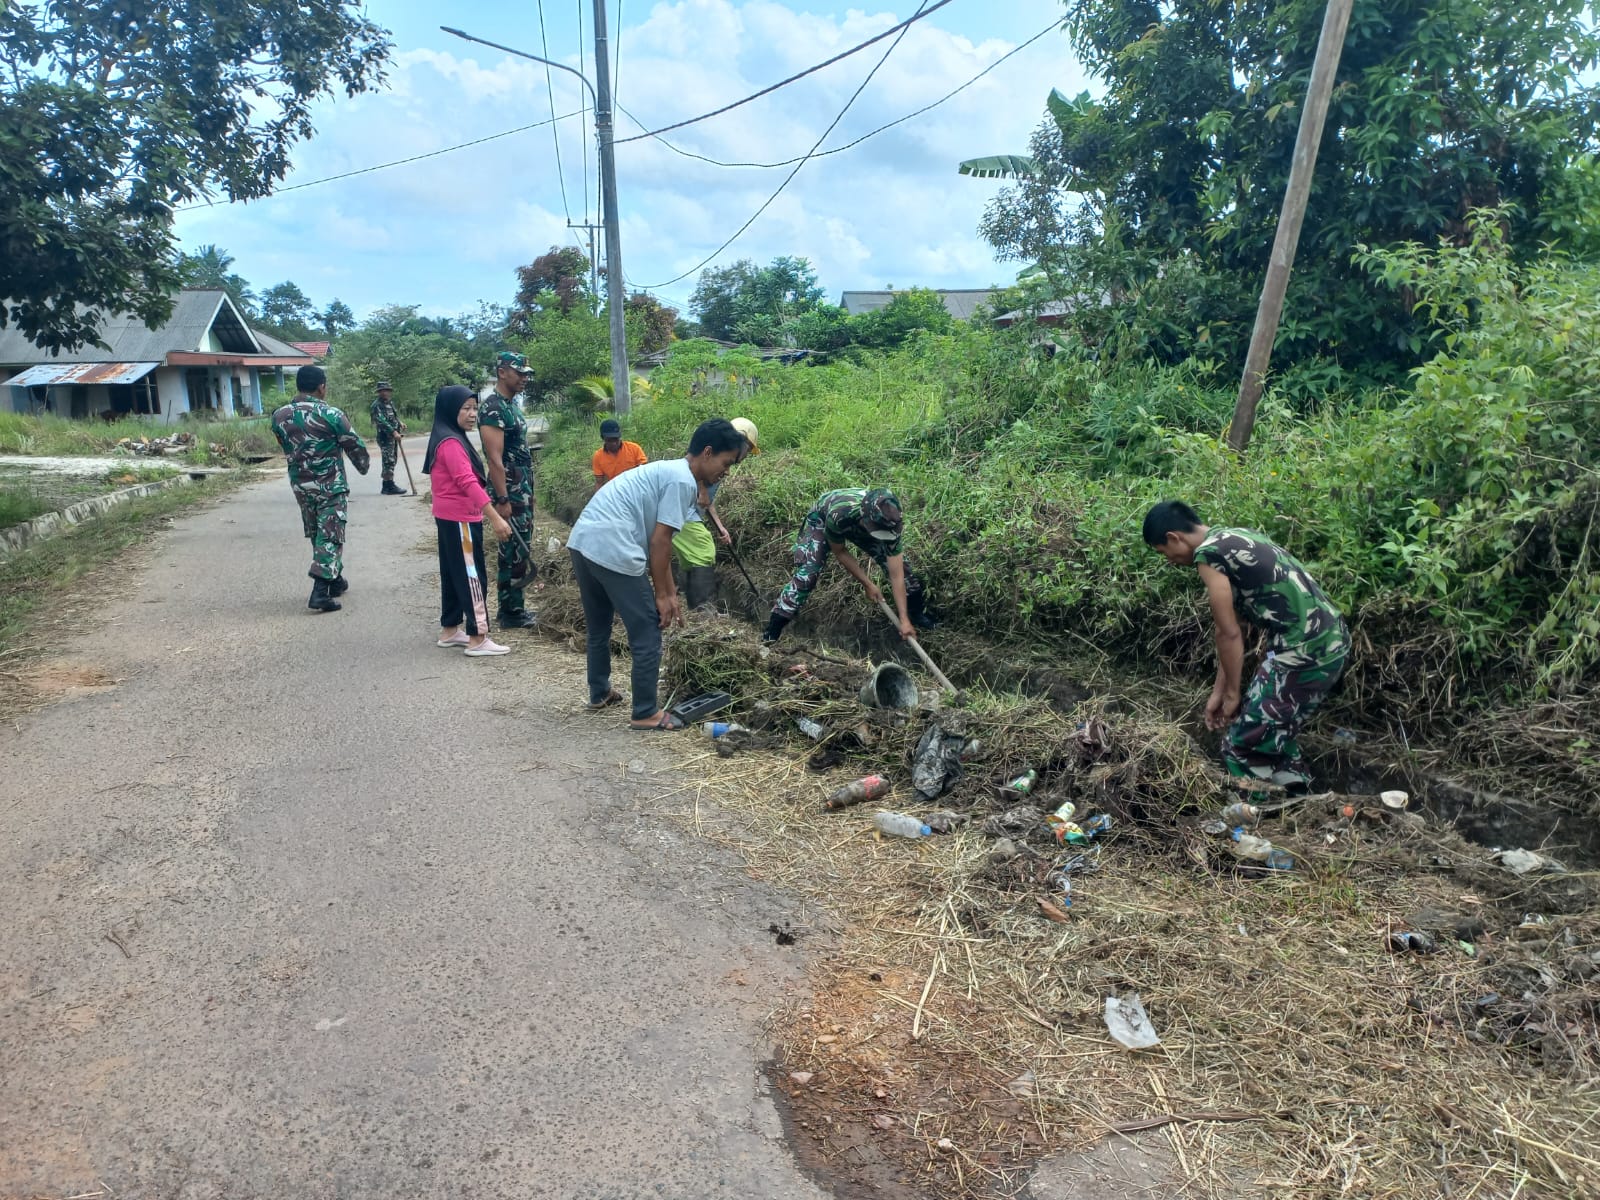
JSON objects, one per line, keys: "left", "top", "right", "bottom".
{"left": 1195, "top": 527, "right": 1347, "bottom": 669}
{"left": 271, "top": 399, "right": 369, "bottom": 497}
{"left": 814, "top": 488, "right": 902, "bottom": 556}
{"left": 369, "top": 394, "right": 402, "bottom": 440}
{"left": 478, "top": 391, "right": 532, "bottom": 500}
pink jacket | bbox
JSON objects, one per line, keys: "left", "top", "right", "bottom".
{"left": 430, "top": 438, "right": 490, "bottom": 522}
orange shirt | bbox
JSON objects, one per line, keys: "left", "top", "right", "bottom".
{"left": 592, "top": 440, "right": 648, "bottom": 485}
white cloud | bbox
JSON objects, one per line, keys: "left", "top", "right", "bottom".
{"left": 173, "top": 0, "right": 1081, "bottom": 321}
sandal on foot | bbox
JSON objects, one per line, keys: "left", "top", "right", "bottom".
{"left": 586, "top": 689, "right": 625, "bottom": 710}
{"left": 629, "top": 711, "right": 685, "bottom": 732}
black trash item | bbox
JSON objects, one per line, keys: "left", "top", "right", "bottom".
{"left": 912, "top": 721, "right": 967, "bottom": 800}
{"left": 1387, "top": 930, "right": 1440, "bottom": 955}
{"left": 671, "top": 691, "right": 733, "bottom": 723}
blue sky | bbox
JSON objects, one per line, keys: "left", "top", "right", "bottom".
{"left": 172, "top": 0, "right": 1090, "bottom": 324}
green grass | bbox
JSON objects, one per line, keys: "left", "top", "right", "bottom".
{"left": 0, "top": 412, "right": 281, "bottom": 462}
{"left": 0, "top": 487, "right": 51, "bottom": 529}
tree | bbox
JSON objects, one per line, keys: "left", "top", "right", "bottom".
{"left": 176, "top": 245, "right": 256, "bottom": 314}
{"left": 974, "top": 0, "right": 1600, "bottom": 374}
{"left": 321, "top": 300, "right": 356, "bottom": 338}
{"left": 849, "top": 289, "right": 954, "bottom": 350}
{"left": 625, "top": 292, "right": 678, "bottom": 354}
{"left": 324, "top": 305, "right": 475, "bottom": 420}
{"left": 0, "top": 1, "right": 390, "bottom": 352}
{"left": 258, "top": 281, "right": 317, "bottom": 340}
{"left": 689, "top": 261, "right": 758, "bottom": 341}
{"left": 514, "top": 303, "right": 610, "bottom": 395}
{"left": 689, "top": 256, "right": 826, "bottom": 345}
{"left": 513, "top": 246, "right": 591, "bottom": 323}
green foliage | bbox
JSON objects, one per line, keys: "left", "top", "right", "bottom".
{"left": 624, "top": 292, "right": 678, "bottom": 354}
{"left": 257, "top": 281, "right": 318, "bottom": 342}
{"left": 176, "top": 245, "right": 256, "bottom": 314}
{"left": 0, "top": 0, "right": 390, "bottom": 352}
{"left": 689, "top": 257, "right": 824, "bottom": 344}
{"left": 512, "top": 305, "right": 611, "bottom": 398}
{"left": 325, "top": 305, "right": 475, "bottom": 420}
{"left": 979, "top": 0, "right": 1600, "bottom": 377}
{"left": 513, "top": 246, "right": 591, "bottom": 325}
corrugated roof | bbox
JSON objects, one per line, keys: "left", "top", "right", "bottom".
{"left": 2, "top": 361, "right": 160, "bottom": 387}
{"left": 838, "top": 289, "right": 999, "bottom": 320}
{"left": 291, "top": 340, "right": 331, "bottom": 358}
{"left": 0, "top": 290, "right": 268, "bottom": 363}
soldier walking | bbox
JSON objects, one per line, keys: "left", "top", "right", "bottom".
{"left": 479, "top": 351, "right": 538, "bottom": 630}
{"left": 271, "top": 364, "right": 370, "bottom": 613}
{"left": 369, "top": 381, "right": 407, "bottom": 495}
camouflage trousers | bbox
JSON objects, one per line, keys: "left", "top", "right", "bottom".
{"left": 293, "top": 489, "right": 348, "bottom": 581}
{"left": 495, "top": 493, "right": 534, "bottom": 614}
{"left": 377, "top": 434, "right": 398, "bottom": 481}
{"left": 773, "top": 512, "right": 923, "bottom": 618}
{"left": 1223, "top": 653, "right": 1346, "bottom": 787}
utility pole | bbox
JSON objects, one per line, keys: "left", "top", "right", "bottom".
{"left": 591, "top": 0, "right": 631, "bottom": 414}
{"left": 567, "top": 218, "right": 601, "bottom": 305}
{"left": 1227, "top": 0, "right": 1354, "bottom": 453}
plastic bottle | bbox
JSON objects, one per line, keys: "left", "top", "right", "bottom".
{"left": 1220, "top": 802, "right": 1261, "bottom": 827}
{"left": 795, "top": 717, "right": 826, "bottom": 741}
{"left": 873, "top": 811, "right": 932, "bottom": 839}
{"left": 702, "top": 721, "right": 748, "bottom": 739}
{"left": 823, "top": 775, "right": 891, "bottom": 811}
{"left": 998, "top": 769, "right": 1038, "bottom": 800}
{"left": 1229, "top": 829, "right": 1294, "bottom": 870}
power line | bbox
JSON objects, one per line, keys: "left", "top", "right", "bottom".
{"left": 174, "top": 111, "right": 585, "bottom": 211}
{"left": 536, "top": 0, "right": 572, "bottom": 222}
{"left": 616, "top": 15, "right": 1060, "bottom": 172}
{"left": 634, "top": 1, "right": 929, "bottom": 290}
{"left": 578, "top": 0, "right": 591, "bottom": 223}
{"left": 613, "top": 0, "right": 624, "bottom": 109}
{"left": 616, "top": 0, "right": 958, "bottom": 145}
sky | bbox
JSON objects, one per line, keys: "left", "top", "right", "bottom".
{"left": 171, "top": 0, "right": 1091, "bottom": 324}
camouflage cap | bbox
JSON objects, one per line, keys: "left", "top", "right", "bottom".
{"left": 375, "top": 380, "right": 393, "bottom": 391}
{"left": 862, "top": 487, "right": 903, "bottom": 540}
{"left": 496, "top": 351, "right": 532, "bottom": 374}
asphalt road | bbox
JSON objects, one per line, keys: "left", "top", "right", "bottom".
{"left": 0, "top": 442, "right": 826, "bottom": 1200}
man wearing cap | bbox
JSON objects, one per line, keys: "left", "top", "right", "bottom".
{"left": 369, "top": 381, "right": 407, "bottom": 495}
{"left": 591, "top": 418, "right": 647, "bottom": 494}
{"left": 764, "top": 486, "right": 934, "bottom": 643}
{"left": 270, "top": 364, "right": 369, "bottom": 613}
{"left": 480, "top": 351, "right": 538, "bottom": 630}
{"left": 672, "top": 416, "right": 758, "bottom": 609}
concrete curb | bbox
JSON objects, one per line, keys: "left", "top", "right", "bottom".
{"left": 0, "top": 473, "right": 206, "bottom": 558}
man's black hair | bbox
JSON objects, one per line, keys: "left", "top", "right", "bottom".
{"left": 687, "top": 417, "right": 746, "bottom": 457}
{"left": 1142, "top": 499, "right": 1203, "bottom": 546}
{"left": 296, "top": 364, "right": 327, "bottom": 394}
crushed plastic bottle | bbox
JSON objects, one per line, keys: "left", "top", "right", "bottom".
{"left": 998, "top": 769, "right": 1038, "bottom": 801}
{"left": 1229, "top": 829, "right": 1294, "bottom": 870}
{"left": 823, "top": 774, "right": 891, "bottom": 811}
{"left": 873, "top": 811, "right": 932, "bottom": 839}
{"left": 795, "top": 716, "right": 826, "bottom": 740}
{"left": 1220, "top": 802, "right": 1261, "bottom": 827}
{"left": 702, "top": 721, "right": 748, "bottom": 739}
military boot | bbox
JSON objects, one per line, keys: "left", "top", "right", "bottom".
{"left": 907, "top": 591, "right": 939, "bottom": 630}
{"left": 381, "top": 480, "right": 406, "bottom": 496}
{"left": 685, "top": 566, "right": 718, "bottom": 611}
{"left": 762, "top": 612, "right": 791, "bottom": 643}
{"left": 330, "top": 574, "right": 349, "bottom": 596}
{"left": 308, "top": 576, "right": 341, "bottom": 613}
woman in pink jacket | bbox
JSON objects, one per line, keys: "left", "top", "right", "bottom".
{"left": 421, "top": 385, "right": 514, "bottom": 656}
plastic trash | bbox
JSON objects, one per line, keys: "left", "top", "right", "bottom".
{"left": 1104, "top": 993, "right": 1161, "bottom": 1050}
{"left": 1496, "top": 848, "right": 1565, "bottom": 875}
{"left": 997, "top": 769, "right": 1038, "bottom": 801}
{"left": 823, "top": 774, "right": 891, "bottom": 811}
{"left": 702, "top": 721, "right": 748, "bottom": 739}
{"left": 1387, "top": 930, "right": 1439, "bottom": 954}
{"left": 1230, "top": 830, "right": 1295, "bottom": 870}
{"left": 873, "top": 811, "right": 931, "bottom": 839}
{"left": 795, "top": 716, "right": 826, "bottom": 741}
{"left": 857, "top": 662, "right": 919, "bottom": 710}
{"left": 1380, "top": 789, "right": 1409, "bottom": 810}
{"left": 1332, "top": 728, "right": 1358, "bottom": 745}
{"left": 1051, "top": 800, "right": 1078, "bottom": 822}
{"left": 923, "top": 810, "right": 967, "bottom": 834}
{"left": 960, "top": 738, "right": 983, "bottom": 761}
{"left": 1081, "top": 813, "right": 1114, "bottom": 836}
{"left": 911, "top": 722, "right": 966, "bottom": 800}
{"left": 1220, "top": 802, "right": 1261, "bottom": 827}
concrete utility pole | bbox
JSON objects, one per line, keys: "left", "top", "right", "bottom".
{"left": 568, "top": 218, "right": 601, "bottom": 304}
{"left": 1227, "top": 0, "right": 1354, "bottom": 453}
{"left": 591, "top": 0, "right": 631, "bottom": 414}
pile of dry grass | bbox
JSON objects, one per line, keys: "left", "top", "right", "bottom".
{"left": 632, "top": 621, "right": 1600, "bottom": 1198}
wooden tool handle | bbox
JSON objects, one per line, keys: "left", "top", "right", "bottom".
{"left": 877, "top": 600, "right": 958, "bottom": 695}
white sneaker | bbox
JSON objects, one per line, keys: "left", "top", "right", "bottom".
{"left": 437, "top": 630, "right": 470, "bottom": 647}
{"left": 464, "top": 637, "right": 511, "bottom": 657}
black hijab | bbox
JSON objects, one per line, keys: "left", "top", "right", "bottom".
{"left": 421, "top": 384, "right": 487, "bottom": 483}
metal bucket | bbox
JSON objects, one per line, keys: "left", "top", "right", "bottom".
{"left": 857, "top": 662, "right": 919, "bottom": 711}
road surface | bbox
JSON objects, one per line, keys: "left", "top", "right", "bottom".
{"left": 0, "top": 442, "right": 826, "bottom": 1200}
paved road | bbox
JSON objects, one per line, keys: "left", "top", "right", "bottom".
{"left": 0, "top": 443, "right": 825, "bottom": 1200}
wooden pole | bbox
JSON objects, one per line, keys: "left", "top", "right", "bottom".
{"left": 1227, "top": 0, "right": 1355, "bottom": 453}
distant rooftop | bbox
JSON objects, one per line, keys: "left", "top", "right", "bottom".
{"left": 838, "top": 289, "right": 999, "bottom": 321}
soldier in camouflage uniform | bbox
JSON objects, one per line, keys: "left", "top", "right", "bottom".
{"left": 1144, "top": 500, "right": 1349, "bottom": 789}
{"left": 478, "top": 351, "right": 537, "bottom": 629}
{"left": 369, "top": 382, "right": 407, "bottom": 495}
{"left": 271, "top": 365, "right": 370, "bottom": 613}
{"left": 764, "top": 487, "right": 936, "bottom": 643}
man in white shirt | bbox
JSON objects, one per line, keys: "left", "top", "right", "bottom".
{"left": 567, "top": 417, "right": 751, "bottom": 730}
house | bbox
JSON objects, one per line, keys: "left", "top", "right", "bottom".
{"left": 0, "top": 290, "right": 315, "bottom": 421}
{"left": 290, "top": 340, "right": 332, "bottom": 360}
{"left": 992, "top": 300, "right": 1076, "bottom": 329}
{"left": 838, "top": 289, "right": 1000, "bottom": 321}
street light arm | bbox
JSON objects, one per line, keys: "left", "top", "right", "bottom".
{"left": 439, "top": 26, "right": 598, "bottom": 105}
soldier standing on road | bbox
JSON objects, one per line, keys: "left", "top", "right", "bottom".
{"left": 271, "top": 365, "right": 370, "bottom": 613}
{"left": 1142, "top": 500, "right": 1350, "bottom": 792}
{"left": 369, "top": 381, "right": 407, "bottom": 495}
{"left": 478, "top": 351, "right": 538, "bottom": 630}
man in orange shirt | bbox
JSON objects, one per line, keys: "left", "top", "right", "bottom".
{"left": 591, "top": 418, "right": 647, "bottom": 494}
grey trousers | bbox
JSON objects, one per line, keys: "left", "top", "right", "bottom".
{"left": 570, "top": 548, "right": 662, "bottom": 720}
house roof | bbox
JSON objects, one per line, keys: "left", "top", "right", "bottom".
{"left": 2, "top": 361, "right": 161, "bottom": 388}
{"left": 0, "top": 290, "right": 313, "bottom": 367}
{"left": 291, "top": 340, "right": 331, "bottom": 358}
{"left": 838, "top": 289, "right": 1000, "bottom": 320}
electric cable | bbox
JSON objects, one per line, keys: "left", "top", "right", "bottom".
{"left": 578, "top": 0, "right": 591, "bottom": 226}
{"left": 633, "top": 1, "right": 929, "bottom": 290}
{"left": 536, "top": 0, "right": 572, "bottom": 222}
{"left": 616, "top": 0, "right": 957, "bottom": 145}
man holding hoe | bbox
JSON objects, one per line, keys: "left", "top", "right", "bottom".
{"left": 479, "top": 351, "right": 538, "bottom": 630}
{"left": 1143, "top": 500, "right": 1349, "bottom": 791}
{"left": 369, "top": 381, "right": 407, "bottom": 495}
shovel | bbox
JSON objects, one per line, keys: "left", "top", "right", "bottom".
{"left": 398, "top": 437, "right": 417, "bottom": 495}
{"left": 876, "top": 599, "right": 958, "bottom": 696}
{"left": 722, "top": 540, "right": 767, "bottom": 608}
